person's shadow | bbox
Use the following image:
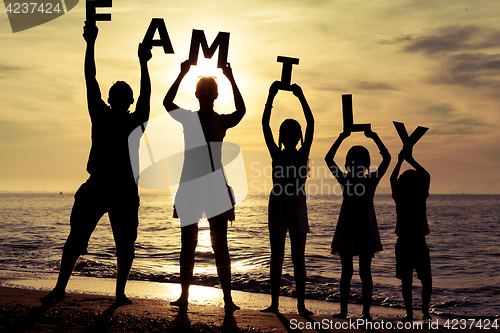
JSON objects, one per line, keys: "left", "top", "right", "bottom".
{"left": 172, "top": 306, "right": 192, "bottom": 331}
{"left": 222, "top": 310, "right": 238, "bottom": 330}
{"left": 272, "top": 312, "right": 298, "bottom": 333}
{"left": 1, "top": 303, "right": 52, "bottom": 332}
{"left": 81, "top": 304, "right": 117, "bottom": 332}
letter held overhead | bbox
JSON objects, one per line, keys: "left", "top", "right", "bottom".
{"left": 277, "top": 56, "right": 299, "bottom": 91}
{"left": 86, "top": 0, "right": 112, "bottom": 26}
{"left": 342, "top": 94, "right": 371, "bottom": 132}
{"left": 142, "top": 18, "right": 174, "bottom": 54}
{"left": 188, "top": 29, "right": 230, "bottom": 68}
{"left": 393, "top": 121, "right": 429, "bottom": 147}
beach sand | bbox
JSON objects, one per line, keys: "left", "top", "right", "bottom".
{"left": 0, "top": 271, "right": 491, "bottom": 332}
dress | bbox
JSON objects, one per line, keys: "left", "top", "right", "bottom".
{"left": 169, "top": 108, "right": 235, "bottom": 225}
{"left": 268, "top": 147, "right": 310, "bottom": 233}
{"left": 331, "top": 175, "right": 383, "bottom": 256}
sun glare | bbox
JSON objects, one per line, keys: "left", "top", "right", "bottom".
{"left": 181, "top": 57, "right": 234, "bottom": 111}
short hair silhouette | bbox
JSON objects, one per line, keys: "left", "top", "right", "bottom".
{"left": 196, "top": 76, "right": 218, "bottom": 93}
{"left": 108, "top": 81, "right": 134, "bottom": 109}
{"left": 109, "top": 81, "right": 133, "bottom": 99}
{"left": 397, "top": 169, "right": 421, "bottom": 192}
{"left": 345, "top": 145, "right": 370, "bottom": 172}
{"left": 278, "top": 118, "right": 303, "bottom": 150}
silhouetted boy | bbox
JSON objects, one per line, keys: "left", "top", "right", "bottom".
{"left": 391, "top": 146, "right": 432, "bottom": 322}
{"left": 41, "top": 23, "right": 152, "bottom": 306}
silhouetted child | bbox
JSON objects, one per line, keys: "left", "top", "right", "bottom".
{"left": 325, "top": 130, "right": 391, "bottom": 320}
{"left": 261, "top": 81, "right": 314, "bottom": 316}
{"left": 390, "top": 146, "right": 432, "bottom": 322}
{"left": 41, "top": 23, "right": 152, "bottom": 306}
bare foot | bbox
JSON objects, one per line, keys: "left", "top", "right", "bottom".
{"left": 114, "top": 295, "right": 133, "bottom": 307}
{"left": 260, "top": 305, "right": 279, "bottom": 313}
{"left": 360, "top": 314, "right": 373, "bottom": 322}
{"left": 422, "top": 312, "right": 432, "bottom": 320}
{"left": 170, "top": 297, "right": 188, "bottom": 307}
{"left": 332, "top": 312, "right": 347, "bottom": 319}
{"left": 298, "top": 307, "right": 314, "bottom": 316}
{"left": 401, "top": 314, "right": 413, "bottom": 323}
{"left": 224, "top": 301, "right": 240, "bottom": 312}
{"left": 40, "top": 289, "right": 65, "bottom": 304}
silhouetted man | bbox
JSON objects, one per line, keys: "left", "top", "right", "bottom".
{"left": 41, "top": 23, "right": 152, "bottom": 306}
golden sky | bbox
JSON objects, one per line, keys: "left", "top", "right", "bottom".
{"left": 1, "top": 0, "right": 500, "bottom": 194}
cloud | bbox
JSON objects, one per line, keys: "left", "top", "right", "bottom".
{"left": 418, "top": 103, "right": 494, "bottom": 136}
{"left": 0, "top": 63, "right": 23, "bottom": 76}
{"left": 378, "top": 35, "right": 413, "bottom": 45}
{"left": 0, "top": 121, "right": 48, "bottom": 143}
{"left": 424, "top": 103, "right": 456, "bottom": 117}
{"left": 430, "top": 52, "right": 500, "bottom": 87}
{"left": 356, "top": 81, "right": 398, "bottom": 91}
{"left": 404, "top": 26, "right": 483, "bottom": 55}
{"left": 428, "top": 117, "right": 493, "bottom": 136}
{"left": 388, "top": 26, "right": 500, "bottom": 88}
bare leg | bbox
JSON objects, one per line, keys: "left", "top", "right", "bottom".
{"left": 114, "top": 256, "right": 134, "bottom": 306}
{"left": 261, "top": 230, "right": 285, "bottom": 313}
{"left": 290, "top": 232, "right": 313, "bottom": 315}
{"left": 41, "top": 251, "right": 80, "bottom": 304}
{"left": 401, "top": 277, "right": 413, "bottom": 321}
{"left": 332, "top": 254, "right": 353, "bottom": 318}
{"left": 42, "top": 185, "right": 103, "bottom": 304}
{"left": 359, "top": 255, "right": 373, "bottom": 320}
{"left": 172, "top": 223, "right": 198, "bottom": 306}
{"left": 209, "top": 218, "right": 239, "bottom": 311}
{"left": 421, "top": 278, "right": 432, "bottom": 320}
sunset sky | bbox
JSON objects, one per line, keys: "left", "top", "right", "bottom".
{"left": 1, "top": 0, "right": 500, "bottom": 194}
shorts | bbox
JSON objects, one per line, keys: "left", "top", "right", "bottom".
{"left": 395, "top": 235, "right": 431, "bottom": 281}
{"left": 62, "top": 176, "right": 140, "bottom": 259}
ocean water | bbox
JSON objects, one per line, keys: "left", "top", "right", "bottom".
{"left": 0, "top": 192, "right": 499, "bottom": 319}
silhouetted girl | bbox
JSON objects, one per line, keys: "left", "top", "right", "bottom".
{"left": 261, "top": 81, "right": 314, "bottom": 315}
{"left": 325, "top": 130, "right": 391, "bottom": 320}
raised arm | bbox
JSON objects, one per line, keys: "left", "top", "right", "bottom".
{"left": 134, "top": 43, "right": 152, "bottom": 123}
{"left": 262, "top": 81, "right": 280, "bottom": 157}
{"left": 291, "top": 84, "right": 314, "bottom": 156}
{"left": 405, "top": 147, "right": 431, "bottom": 190}
{"left": 163, "top": 60, "right": 191, "bottom": 112}
{"left": 365, "top": 130, "right": 391, "bottom": 179}
{"left": 325, "top": 131, "right": 350, "bottom": 180}
{"left": 83, "top": 23, "right": 101, "bottom": 109}
{"left": 221, "top": 63, "right": 246, "bottom": 129}
{"left": 391, "top": 149, "right": 405, "bottom": 193}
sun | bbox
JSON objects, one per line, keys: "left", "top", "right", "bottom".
{"left": 181, "top": 56, "right": 234, "bottom": 111}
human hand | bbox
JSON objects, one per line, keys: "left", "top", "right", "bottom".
{"left": 400, "top": 145, "right": 413, "bottom": 161}
{"left": 138, "top": 43, "right": 152, "bottom": 63}
{"left": 180, "top": 60, "right": 191, "bottom": 75}
{"left": 222, "top": 62, "right": 234, "bottom": 79}
{"left": 291, "top": 84, "right": 304, "bottom": 98}
{"left": 339, "top": 131, "right": 351, "bottom": 140}
{"left": 83, "top": 22, "right": 98, "bottom": 43}
{"left": 364, "top": 129, "right": 378, "bottom": 139}
{"left": 269, "top": 81, "right": 280, "bottom": 97}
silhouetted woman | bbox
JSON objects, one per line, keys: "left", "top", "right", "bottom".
{"left": 261, "top": 81, "right": 314, "bottom": 315}
{"left": 163, "top": 60, "right": 245, "bottom": 311}
{"left": 325, "top": 130, "right": 391, "bottom": 320}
